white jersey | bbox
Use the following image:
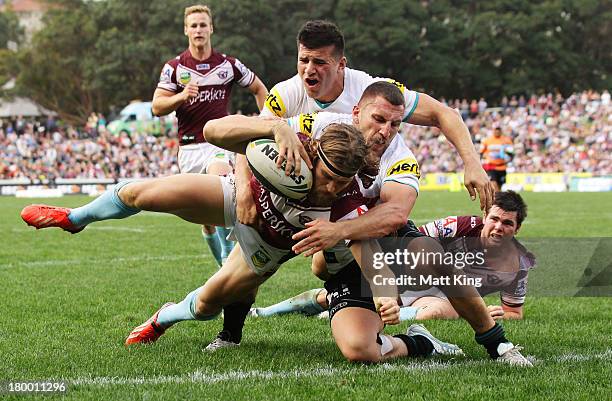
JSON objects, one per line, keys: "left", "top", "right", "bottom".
{"left": 262, "top": 68, "right": 419, "bottom": 121}
{"left": 285, "top": 112, "right": 421, "bottom": 274}
{"left": 286, "top": 112, "right": 420, "bottom": 197}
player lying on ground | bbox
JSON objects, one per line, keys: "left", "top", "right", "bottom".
{"left": 220, "top": 83, "right": 531, "bottom": 365}
{"left": 251, "top": 191, "right": 535, "bottom": 322}
{"left": 218, "top": 20, "right": 495, "bottom": 354}
{"left": 21, "top": 120, "right": 460, "bottom": 363}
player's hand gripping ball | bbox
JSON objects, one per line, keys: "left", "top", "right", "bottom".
{"left": 246, "top": 139, "right": 312, "bottom": 200}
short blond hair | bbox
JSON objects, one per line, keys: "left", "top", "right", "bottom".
{"left": 184, "top": 5, "right": 213, "bottom": 26}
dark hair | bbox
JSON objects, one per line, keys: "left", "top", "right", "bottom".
{"left": 358, "top": 81, "right": 405, "bottom": 107}
{"left": 494, "top": 190, "right": 527, "bottom": 226}
{"left": 297, "top": 20, "right": 344, "bottom": 57}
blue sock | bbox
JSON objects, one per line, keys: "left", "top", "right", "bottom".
{"left": 257, "top": 289, "right": 325, "bottom": 317}
{"left": 215, "top": 226, "right": 234, "bottom": 263}
{"left": 156, "top": 286, "right": 218, "bottom": 329}
{"left": 203, "top": 229, "right": 222, "bottom": 267}
{"left": 399, "top": 306, "right": 421, "bottom": 321}
{"left": 68, "top": 181, "right": 140, "bottom": 227}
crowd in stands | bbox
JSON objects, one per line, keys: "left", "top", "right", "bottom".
{"left": 403, "top": 90, "right": 611, "bottom": 175}
{"left": 1, "top": 90, "right": 610, "bottom": 182}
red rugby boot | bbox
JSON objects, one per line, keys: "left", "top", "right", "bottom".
{"left": 20, "top": 204, "right": 84, "bottom": 234}
{"left": 125, "top": 303, "right": 175, "bottom": 346}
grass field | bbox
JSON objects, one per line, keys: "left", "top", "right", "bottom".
{"left": 1, "top": 192, "right": 610, "bottom": 400}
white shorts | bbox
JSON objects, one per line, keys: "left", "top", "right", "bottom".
{"left": 220, "top": 176, "right": 296, "bottom": 277}
{"left": 400, "top": 287, "right": 447, "bottom": 307}
{"left": 178, "top": 142, "right": 233, "bottom": 174}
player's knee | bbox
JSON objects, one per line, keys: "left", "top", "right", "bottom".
{"left": 316, "top": 290, "right": 328, "bottom": 309}
{"left": 337, "top": 337, "right": 381, "bottom": 364}
{"left": 117, "top": 183, "right": 140, "bottom": 208}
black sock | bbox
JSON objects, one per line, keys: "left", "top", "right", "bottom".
{"left": 475, "top": 323, "right": 508, "bottom": 358}
{"left": 394, "top": 334, "right": 434, "bottom": 357}
{"left": 220, "top": 302, "right": 253, "bottom": 344}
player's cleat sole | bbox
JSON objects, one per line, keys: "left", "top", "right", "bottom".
{"left": 21, "top": 205, "right": 84, "bottom": 234}
{"left": 407, "top": 324, "right": 464, "bottom": 356}
{"left": 496, "top": 343, "right": 533, "bottom": 367}
{"left": 125, "top": 302, "right": 175, "bottom": 346}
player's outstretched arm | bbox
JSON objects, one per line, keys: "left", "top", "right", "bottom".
{"left": 408, "top": 93, "right": 494, "bottom": 212}
{"left": 204, "top": 115, "right": 312, "bottom": 174}
{"left": 292, "top": 182, "right": 416, "bottom": 256}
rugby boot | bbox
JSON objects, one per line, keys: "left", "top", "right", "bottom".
{"left": 406, "top": 324, "right": 464, "bottom": 356}
{"left": 203, "top": 330, "right": 240, "bottom": 352}
{"left": 496, "top": 343, "right": 533, "bottom": 367}
{"left": 125, "top": 303, "right": 175, "bottom": 346}
{"left": 21, "top": 205, "right": 84, "bottom": 233}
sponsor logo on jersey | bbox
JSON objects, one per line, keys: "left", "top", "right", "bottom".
{"left": 386, "top": 79, "right": 406, "bottom": 93}
{"left": 251, "top": 249, "right": 271, "bottom": 269}
{"left": 386, "top": 158, "right": 420, "bottom": 178}
{"left": 214, "top": 152, "right": 226, "bottom": 158}
{"left": 356, "top": 205, "right": 368, "bottom": 216}
{"left": 217, "top": 70, "right": 228, "bottom": 79}
{"left": 160, "top": 64, "right": 173, "bottom": 82}
{"left": 487, "top": 274, "right": 502, "bottom": 286}
{"left": 179, "top": 71, "right": 191, "bottom": 85}
{"left": 441, "top": 216, "right": 457, "bottom": 237}
{"left": 470, "top": 216, "right": 477, "bottom": 228}
{"left": 196, "top": 63, "right": 210, "bottom": 71}
{"left": 234, "top": 59, "right": 250, "bottom": 76}
{"left": 299, "top": 215, "right": 313, "bottom": 226}
{"left": 298, "top": 113, "right": 315, "bottom": 136}
{"left": 265, "top": 89, "right": 286, "bottom": 117}
{"left": 188, "top": 89, "right": 227, "bottom": 105}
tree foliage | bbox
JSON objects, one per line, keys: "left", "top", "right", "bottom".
{"left": 14, "top": 0, "right": 611, "bottom": 123}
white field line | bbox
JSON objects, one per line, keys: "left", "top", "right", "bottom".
{"left": 68, "top": 349, "right": 611, "bottom": 387}
{"left": 0, "top": 254, "right": 208, "bottom": 270}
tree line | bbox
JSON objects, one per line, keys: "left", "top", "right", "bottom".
{"left": 1, "top": 0, "right": 610, "bottom": 124}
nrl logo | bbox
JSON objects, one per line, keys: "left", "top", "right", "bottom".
{"left": 299, "top": 215, "right": 313, "bottom": 226}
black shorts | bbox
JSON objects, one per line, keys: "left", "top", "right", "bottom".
{"left": 486, "top": 169, "right": 507, "bottom": 186}
{"left": 325, "top": 221, "right": 426, "bottom": 320}
{"left": 324, "top": 261, "right": 376, "bottom": 321}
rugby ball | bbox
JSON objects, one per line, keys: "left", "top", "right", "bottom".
{"left": 246, "top": 139, "right": 312, "bottom": 200}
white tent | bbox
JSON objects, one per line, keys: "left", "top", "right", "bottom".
{"left": 0, "top": 96, "right": 56, "bottom": 117}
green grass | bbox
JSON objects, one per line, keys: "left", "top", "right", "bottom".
{"left": 1, "top": 192, "right": 610, "bottom": 400}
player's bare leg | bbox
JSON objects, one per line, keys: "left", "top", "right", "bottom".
{"left": 21, "top": 174, "right": 226, "bottom": 232}
{"left": 126, "top": 244, "right": 267, "bottom": 346}
{"left": 118, "top": 174, "right": 226, "bottom": 226}
{"left": 411, "top": 297, "right": 459, "bottom": 320}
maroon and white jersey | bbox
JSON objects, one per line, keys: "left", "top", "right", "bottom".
{"left": 250, "top": 177, "right": 365, "bottom": 250}
{"left": 419, "top": 216, "right": 536, "bottom": 306}
{"left": 157, "top": 49, "right": 256, "bottom": 145}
